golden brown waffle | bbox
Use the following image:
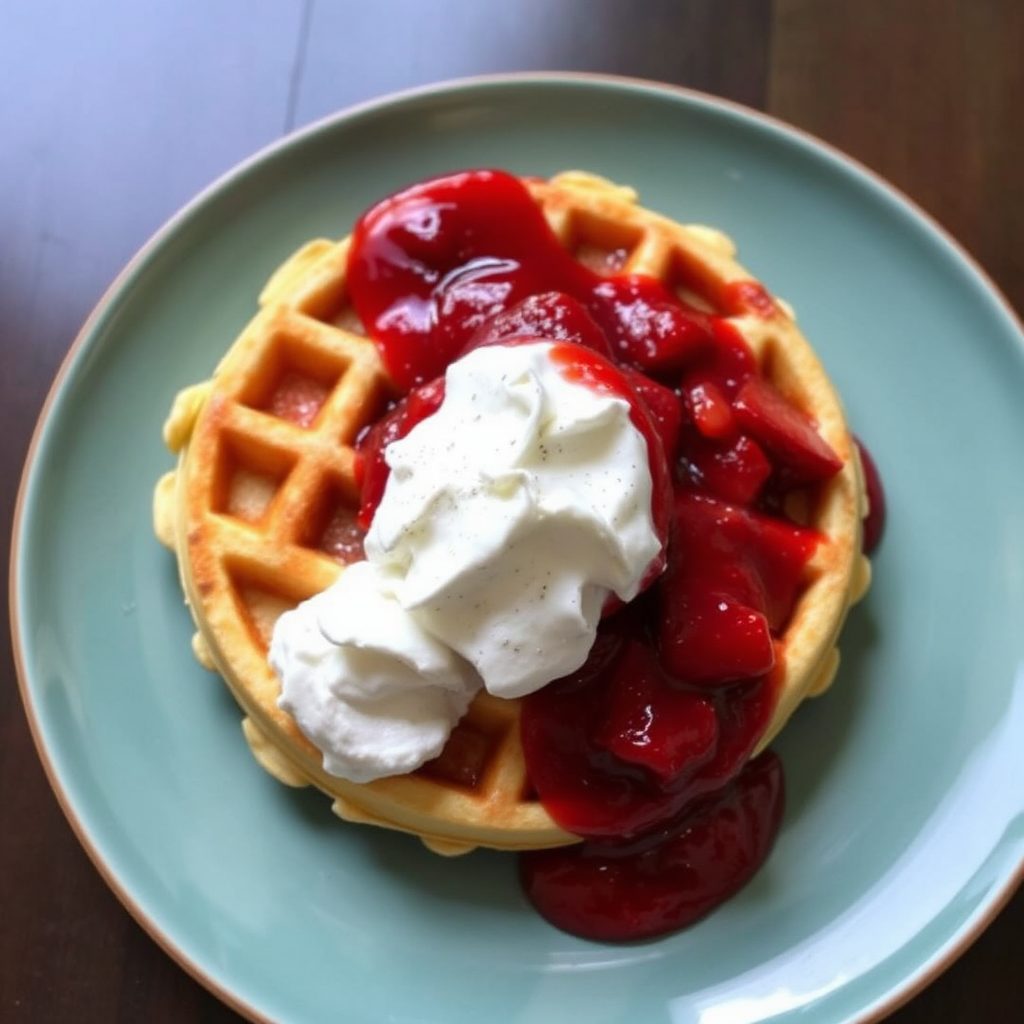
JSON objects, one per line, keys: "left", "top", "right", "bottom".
{"left": 154, "top": 171, "right": 871, "bottom": 856}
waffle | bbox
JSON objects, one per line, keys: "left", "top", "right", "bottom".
{"left": 154, "top": 171, "right": 871, "bottom": 856}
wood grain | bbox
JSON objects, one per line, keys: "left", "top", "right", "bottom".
{"left": 771, "top": 0, "right": 1024, "bottom": 312}
{"left": 2, "top": 1, "right": 1021, "bottom": 1021}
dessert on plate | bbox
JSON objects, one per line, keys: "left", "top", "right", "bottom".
{"left": 154, "top": 169, "right": 878, "bottom": 939}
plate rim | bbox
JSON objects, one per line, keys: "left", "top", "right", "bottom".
{"left": 9, "top": 70, "right": 1024, "bottom": 1024}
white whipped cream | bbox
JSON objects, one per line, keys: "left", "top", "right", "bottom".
{"left": 270, "top": 341, "right": 661, "bottom": 782}
{"left": 271, "top": 561, "right": 477, "bottom": 784}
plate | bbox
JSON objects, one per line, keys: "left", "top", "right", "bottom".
{"left": 12, "top": 74, "right": 1024, "bottom": 1024}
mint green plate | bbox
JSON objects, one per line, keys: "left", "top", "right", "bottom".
{"left": 12, "top": 75, "right": 1024, "bottom": 1024}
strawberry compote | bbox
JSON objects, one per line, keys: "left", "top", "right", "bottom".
{"left": 345, "top": 170, "right": 881, "bottom": 941}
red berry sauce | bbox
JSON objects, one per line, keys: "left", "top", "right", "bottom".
{"left": 344, "top": 170, "right": 878, "bottom": 941}
{"left": 347, "top": 169, "right": 724, "bottom": 391}
{"left": 855, "top": 436, "right": 887, "bottom": 555}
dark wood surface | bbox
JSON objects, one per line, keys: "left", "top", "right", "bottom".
{"left": 3, "top": 2, "right": 1023, "bottom": 1021}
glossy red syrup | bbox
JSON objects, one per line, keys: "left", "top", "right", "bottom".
{"left": 347, "top": 169, "right": 723, "bottom": 390}
{"left": 345, "top": 170, "right": 862, "bottom": 941}
{"left": 855, "top": 437, "right": 887, "bottom": 555}
{"left": 519, "top": 752, "right": 784, "bottom": 941}
{"left": 548, "top": 341, "right": 672, "bottom": 586}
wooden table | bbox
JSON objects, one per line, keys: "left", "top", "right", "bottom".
{"left": 3, "top": 2, "right": 1022, "bottom": 1021}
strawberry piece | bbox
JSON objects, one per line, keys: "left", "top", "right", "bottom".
{"left": 463, "top": 291, "right": 614, "bottom": 360}
{"left": 355, "top": 376, "right": 445, "bottom": 528}
{"left": 620, "top": 367, "right": 683, "bottom": 464}
{"left": 549, "top": 344, "right": 673, "bottom": 588}
{"left": 590, "top": 640, "right": 718, "bottom": 783}
{"left": 692, "top": 679, "right": 778, "bottom": 791}
{"left": 683, "top": 433, "right": 772, "bottom": 505}
{"left": 660, "top": 590, "right": 775, "bottom": 686}
{"left": 589, "top": 276, "right": 715, "bottom": 374}
{"left": 520, "top": 617, "right": 705, "bottom": 839}
{"left": 683, "top": 492, "right": 821, "bottom": 627}
{"left": 519, "top": 752, "right": 784, "bottom": 941}
{"left": 684, "top": 321, "right": 757, "bottom": 399}
{"left": 403, "top": 375, "right": 446, "bottom": 426}
{"left": 354, "top": 408, "right": 402, "bottom": 530}
{"left": 741, "top": 514, "right": 823, "bottom": 628}
{"left": 348, "top": 170, "right": 574, "bottom": 388}
{"left": 657, "top": 494, "right": 822, "bottom": 683}
{"left": 682, "top": 378, "right": 736, "bottom": 439}
{"left": 732, "top": 376, "right": 842, "bottom": 484}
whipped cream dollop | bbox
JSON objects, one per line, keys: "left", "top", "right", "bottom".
{"left": 270, "top": 341, "right": 661, "bottom": 782}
